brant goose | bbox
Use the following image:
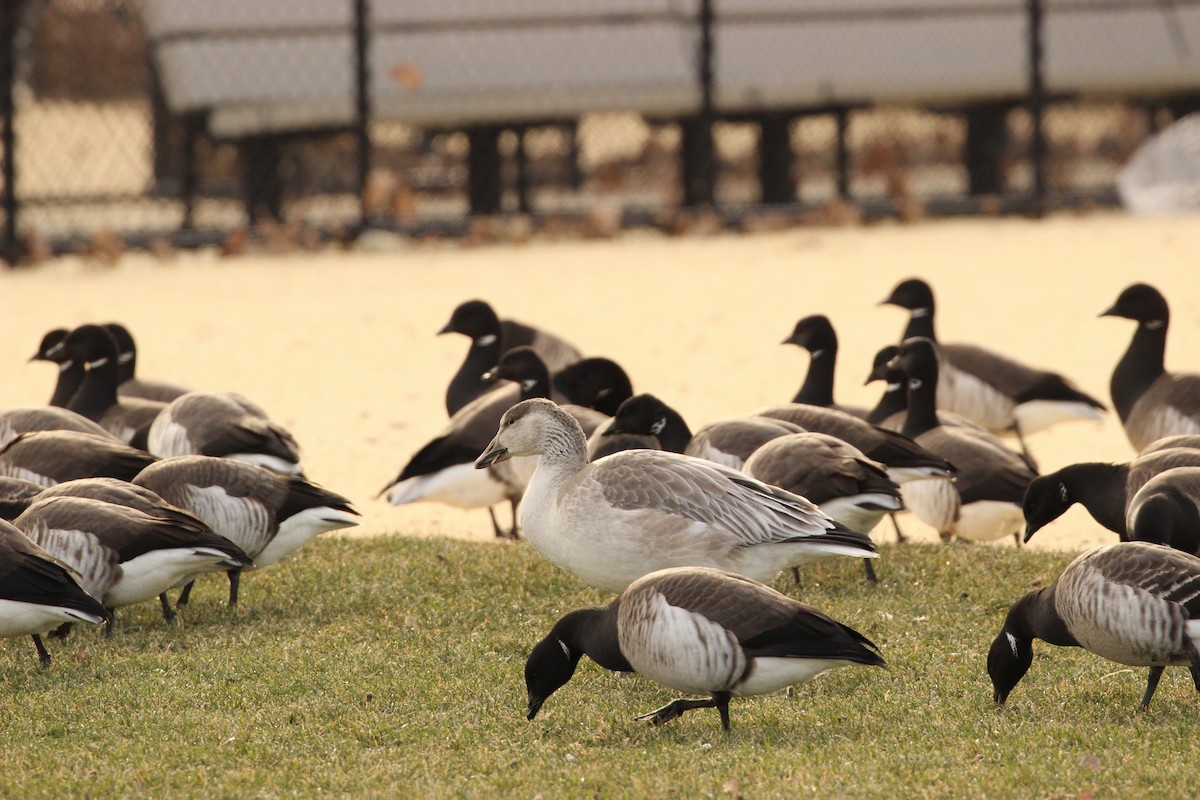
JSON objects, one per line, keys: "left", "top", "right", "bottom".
{"left": 783, "top": 315, "right": 869, "bottom": 417}
{"left": 889, "top": 338, "right": 1036, "bottom": 544}
{"left": 103, "top": 322, "right": 191, "bottom": 403}
{"left": 135, "top": 455, "right": 358, "bottom": 607}
{"left": 0, "top": 431, "right": 156, "bottom": 488}
{"left": 1125, "top": 467, "right": 1200, "bottom": 555}
{"left": 0, "top": 519, "right": 109, "bottom": 667}
{"left": 989, "top": 542, "right": 1200, "bottom": 709}
{"left": 1022, "top": 447, "right": 1200, "bottom": 543}
{"left": 29, "top": 327, "right": 85, "bottom": 408}
{"left": 551, "top": 357, "right": 635, "bottom": 416}
{"left": 147, "top": 391, "right": 302, "bottom": 475}
{"left": 475, "top": 399, "right": 877, "bottom": 592}
{"left": 1101, "top": 283, "right": 1200, "bottom": 451}
{"left": 865, "top": 345, "right": 986, "bottom": 433}
{"left": 0, "top": 406, "right": 116, "bottom": 448}
{"left": 524, "top": 566, "right": 884, "bottom": 730}
{"left": 881, "top": 277, "right": 1105, "bottom": 453}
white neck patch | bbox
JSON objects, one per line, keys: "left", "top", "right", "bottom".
{"left": 911, "top": 308, "right": 931, "bottom": 318}
{"left": 59, "top": 360, "right": 74, "bottom": 373}
{"left": 810, "top": 349, "right": 826, "bottom": 359}
{"left": 886, "top": 381, "right": 902, "bottom": 392}
{"left": 86, "top": 357, "right": 109, "bottom": 369}
{"left": 1145, "top": 320, "right": 1165, "bottom": 330}
{"left": 557, "top": 638, "right": 571, "bottom": 659}
{"left": 520, "top": 379, "right": 537, "bottom": 392}
{"left": 118, "top": 353, "right": 133, "bottom": 364}
{"left": 1006, "top": 632, "right": 1019, "bottom": 658}
{"left": 908, "top": 378, "right": 923, "bottom": 390}
{"left": 475, "top": 334, "right": 498, "bottom": 347}
{"left": 596, "top": 388, "right": 613, "bottom": 398}
{"left": 650, "top": 417, "right": 667, "bottom": 436}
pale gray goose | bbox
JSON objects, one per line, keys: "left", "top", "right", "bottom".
{"left": 0, "top": 406, "right": 116, "bottom": 448}
{"left": 524, "top": 566, "right": 884, "bottom": 730}
{"left": 53, "top": 324, "right": 165, "bottom": 448}
{"left": 13, "top": 496, "right": 251, "bottom": 635}
{"left": 147, "top": 391, "right": 302, "bottom": 475}
{"left": 1125, "top": 467, "right": 1200, "bottom": 556}
{"left": 605, "top": 393, "right": 801, "bottom": 469}
{"left": 988, "top": 542, "right": 1200, "bottom": 709}
{"left": 0, "top": 519, "right": 108, "bottom": 667}
{"left": 0, "top": 431, "right": 156, "bottom": 488}
{"left": 882, "top": 277, "right": 1105, "bottom": 454}
{"left": 1101, "top": 283, "right": 1200, "bottom": 452}
{"left": 440, "top": 299, "right": 582, "bottom": 416}
{"left": 103, "top": 322, "right": 191, "bottom": 403}
{"left": 475, "top": 399, "right": 877, "bottom": 592}
{"left": 1022, "top": 447, "right": 1200, "bottom": 543}
{"left": 889, "top": 338, "right": 1036, "bottom": 544}
{"left": 135, "top": 455, "right": 359, "bottom": 607}
{"left": 783, "top": 314, "right": 869, "bottom": 418}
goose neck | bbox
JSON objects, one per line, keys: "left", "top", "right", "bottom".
{"left": 792, "top": 345, "right": 838, "bottom": 407}
{"left": 1110, "top": 324, "right": 1167, "bottom": 422}
{"left": 556, "top": 606, "right": 630, "bottom": 673}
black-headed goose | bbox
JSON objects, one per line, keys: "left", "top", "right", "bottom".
{"left": 475, "top": 399, "right": 877, "bottom": 592}
{"left": 882, "top": 277, "right": 1105, "bottom": 452}
{"left": 606, "top": 393, "right": 801, "bottom": 469}
{"left": 1125, "top": 467, "right": 1200, "bottom": 556}
{"left": 0, "top": 431, "right": 157, "bottom": 488}
{"left": 103, "top": 322, "right": 191, "bottom": 403}
{"left": 889, "top": 338, "right": 1036, "bottom": 544}
{"left": 0, "top": 519, "right": 109, "bottom": 667}
{"left": 524, "top": 566, "right": 885, "bottom": 730}
{"left": 551, "top": 357, "right": 635, "bottom": 416}
{"left": 783, "top": 315, "right": 868, "bottom": 417}
{"left": 29, "top": 327, "right": 84, "bottom": 408}
{"left": 865, "top": 345, "right": 986, "bottom": 433}
{"left": 1101, "top": 283, "right": 1200, "bottom": 451}
{"left": 440, "top": 299, "right": 582, "bottom": 416}
{"left": 147, "top": 392, "right": 302, "bottom": 475}
{"left": 1022, "top": 447, "right": 1200, "bottom": 543}
{"left": 989, "top": 542, "right": 1200, "bottom": 709}
{"left": 13, "top": 496, "right": 251, "bottom": 634}
{"left": 0, "top": 406, "right": 116, "bottom": 448}
{"left": 134, "top": 455, "right": 359, "bottom": 606}
{"left": 54, "top": 324, "right": 166, "bottom": 448}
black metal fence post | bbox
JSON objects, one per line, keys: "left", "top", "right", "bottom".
{"left": 355, "top": 0, "right": 373, "bottom": 229}
{"left": 1, "top": 0, "right": 21, "bottom": 266}
{"left": 683, "top": 0, "right": 716, "bottom": 208}
{"left": 1027, "top": 0, "right": 1047, "bottom": 217}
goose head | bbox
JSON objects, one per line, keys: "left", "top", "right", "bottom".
{"left": 865, "top": 345, "right": 899, "bottom": 385}
{"left": 880, "top": 277, "right": 935, "bottom": 313}
{"left": 1100, "top": 283, "right": 1169, "bottom": 327}
{"left": 987, "top": 619, "right": 1034, "bottom": 706}
{"left": 439, "top": 299, "right": 500, "bottom": 341}
{"left": 31, "top": 328, "right": 69, "bottom": 363}
{"left": 1021, "top": 474, "right": 1075, "bottom": 542}
{"left": 606, "top": 393, "right": 672, "bottom": 438}
{"left": 889, "top": 337, "right": 939, "bottom": 387}
{"left": 60, "top": 324, "right": 119, "bottom": 368}
{"left": 783, "top": 314, "right": 837, "bottom": 354}
{"left": 524, "top": 630, "right": 584, "bottom": 720}
{"left": 476, "top": 398, "right": 577, "bottom": 467}
{"left": 481, "top": 346, "right": 547, "bottom": 393}
{"left": 551, "top": 358, "right": 633, "bottom": 416}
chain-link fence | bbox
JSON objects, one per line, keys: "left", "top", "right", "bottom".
{"left": 2, "top": 0, "right": 1199, "bottom": 263}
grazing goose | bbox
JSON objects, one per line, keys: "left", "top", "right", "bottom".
{"left": 475, "top": 399, "right": 877, "bottom": 592}
{"left": 0, "top": 431, "right": 156, "bottom": 488}
{"left": 29, "top": 327, "right": 85, "bottom": 409}
{"left": 103, "top": 322, "right": 191, "bottom": 403}
{"left": 0, "top": 406, "right": 116, "bottom": 448}
{"left": 1022, "top": 447, "right": 1200, "bottom": 543}
{"left": 147, "top": 392, "right": 302, "bottom": 474}
{"left": 881, "top": 277, "right": 1105, "bottom": 453}
{"left": 13, "top": 497, "right": 251, "bottom": 634}
{"left": 0, "top": 519, "right": 109, "bottom": 667}
{"left": 524, "top": 566, "right": 885, "bottom": 730}
{"left": 440, "top": 299, "right": 582, "bottom": 416}
{"left": 0, "top": 477, "right": 46, "bottom": 502}
{"left": 889, "top": 338, "right": 1036, "bottom": 544}
{"left": 606, "top": 393, "right": 802, "bottom": 468}
{"left": 54, "top": 324, "right": 166, "bottom": 447}
{"left": 988, "top": 542, "right": 1200, "bottom": 709}
{"left": 1141, "top": 434, "right": 1200, "bottom": 455}
{"left": 551, "top": 357, "right": 635, "bottom": 416}
{"left": 783, "top": 315, "right": 869, "bottom": 417}
{"left": 1126, "top": 467, "right": 1200, "bottom": 555}
{"left": 1101, "top": 283, "right": 1200, "bottom": 451}
{"left": 135, "top": 456, "right": 359, "bottom": 606}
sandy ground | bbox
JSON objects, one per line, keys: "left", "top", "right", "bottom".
{"left": 2, "top": 213, "right": 1198, "bottom": 553}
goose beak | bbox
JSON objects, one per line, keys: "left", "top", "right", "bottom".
{"left": 1098, "top": 305, "right": 1118, "bottom": 318}
{"left": 436, "top": 321, "right": 454, "bottom": 335}
{"left": 476, "top": 438, "right": 510, "bottom": 468}
{"left": 1022, "top": 524, "right": 1039, "bottom": 544}
{"left": 781, "top": 334, "right": 799, "bottom": 346}
{"left": 526, "top": 694, "right": 546, "bottom": 720}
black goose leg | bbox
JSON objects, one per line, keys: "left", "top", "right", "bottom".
{"left": 227, "top": 569, "right": 242, "bottom": 607}
{"left": 158, "top": 592, "right": 176, "bottom": 623}
{"left": 49, "top": 622, "right": 73, "bottom": 640}
{"left": 791, "top": 567, "right": 802, "bottom": 587}
{"left": 1189, "top": 650, "right": 1200, "bottom": 693}
{"left": 1141, "top": 666, "right": 1165, "bottom": 709}
{"left": 863, "top": 558, "right": 878, "bottom": 584}
{"left": 487, "top": 508, "right": 506, "bottom": 539}
{"left": 890, "top": 513, "right": 909, "bottom": 544}
{"left": 636, "top": 692, "right": 731, "bottom": 730}
{"left": 506, "top": 498, "right": 522, "bottom": 540}
{"left": 176, "top": 580, "right": 196, "bottom": 607}
{"left": 32, "top": 634, "right": 51, "bottom": 668}
{"left": 104, "top": 610, "right": 115, "bottom": 638}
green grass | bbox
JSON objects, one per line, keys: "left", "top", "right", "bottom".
{"left": 1, "top": 536, "right": 1197, "bottom": 799}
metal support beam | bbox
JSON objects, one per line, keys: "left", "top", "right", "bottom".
{"left": 684, "top": 0, "right": 716, "bottom": 208}
{"left": 0, "top": 0, "right": 21, "bottom": 265}
{"left": 1027, "top": 0, "right": 1047, "bottom": 217}
{"left": 354, "top": 0, "right": 372, "bottom": 227}
{"left": 964, "top": 102, "right": 1010, "bottom": 196}
{"left": 466, "top": 126, "right": 503, "bottom": 215}
{"left": 835, "top": 107, "right": 851, "bottom": 199}
{"left": 758, "top": 113, "right": 794, "bottom": 204}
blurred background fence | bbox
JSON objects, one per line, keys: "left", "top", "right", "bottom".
{"left": 2, "top": 0, "right": 1199, "bottom": 264}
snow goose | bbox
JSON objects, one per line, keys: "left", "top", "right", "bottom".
{"left": 13, "top": 496, "right": 251, "bottom": 634}
{"left": 475, "top": 399, "right": 877, "bottom": 592}
{"left": 882, "top": 277, "right": 1105, "bottom": 453}
{"left": 0, "top": 519, "right": 109, "bottom": 667}
{"left": 783, "top": 315, "right": 869, "bottom": 417}
{"left": 0, "top": 431, "right": 156, "bottom": 488}
{"left": 0, "top": 406, "right": 116, "bottom": 448}
{"left": 524, "top": 566, "right": 884, "bottom": 730}
{"left": 889, "top": 338, "right": 1036, "bottom": 544}
{"left": 54, "top": 324, "right": 166, "bottom": 447}
{"left": 1022, "top": 447, "right": 1200, "bottom": 543}
{"left": 440, "top": 299, "right": 582, "bottom": 416}
{"left": 1101, "top": 283, "right": 1200, "bottom": 451}
{"left": 551, "top": 357, "right": 635, "bottom": 416}
{"left": 134, "top": 455, "right": 358, "bottom": 606}
{"left": 988, "top": 542, "right": 1200, "bottom": 709}
{"left": 1126, "top": 467, "right": 1200, "bottom": 555}
{"left": 147, "top": 391, "right": 302, "bottom": 474}
{"left": 103, "top": 322, "right": 191, "bottom": 403}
